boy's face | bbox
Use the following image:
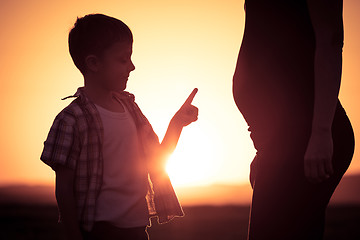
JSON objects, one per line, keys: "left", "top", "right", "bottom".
{"left": 97, "top": 41, "right": 135, "bottom": 92}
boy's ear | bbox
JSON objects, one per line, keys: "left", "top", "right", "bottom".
{"left": 85, "top": 55, "right": 100, "bottom": 72}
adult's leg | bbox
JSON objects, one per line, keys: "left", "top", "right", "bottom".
{"left": 247, "top": 103, "right": 354, "bottom": 240}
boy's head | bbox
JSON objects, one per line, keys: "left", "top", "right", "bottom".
{"left": 68, "top": 14, "right": 133, "bottom": 75}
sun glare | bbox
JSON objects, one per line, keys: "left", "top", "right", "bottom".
{"left": 165, "top": 126, "right": 218, "bottom": 187}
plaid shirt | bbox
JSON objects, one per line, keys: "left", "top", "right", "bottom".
{"left": 41, "top": 88, "right": 184, "bottom": 231}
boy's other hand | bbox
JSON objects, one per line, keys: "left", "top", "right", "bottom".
{"left": 172, "top": 88, "right": 199, "bottom": 127}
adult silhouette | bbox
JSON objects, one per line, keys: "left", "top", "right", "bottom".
{"left": 233, "top": 0, "right": 354, "bottom": 239}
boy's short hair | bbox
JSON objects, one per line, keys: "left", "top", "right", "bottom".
{"left": 68, "top": 14, "right": 133, "bottom": 74}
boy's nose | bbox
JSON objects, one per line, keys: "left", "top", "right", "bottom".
{"left": 129, "top": 60, "right": 135, "bottom": 71}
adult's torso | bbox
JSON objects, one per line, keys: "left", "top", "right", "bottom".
{"left": 234, "top": 0, "right": 316, "bottom": 128}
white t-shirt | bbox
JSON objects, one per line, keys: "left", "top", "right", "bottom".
{"left": 94, "top": 103, "right": 149, "bottom": 228}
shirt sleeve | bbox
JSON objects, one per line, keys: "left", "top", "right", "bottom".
{"left": 40, "top": 112, "right": 78, "bottom": 171}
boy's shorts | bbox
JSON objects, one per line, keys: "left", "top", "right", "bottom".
{"left": 82, "top": 221, "right": 149, "bottom": 240}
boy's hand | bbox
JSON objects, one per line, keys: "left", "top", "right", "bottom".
{"left": 172, "top": 88, "right": 199, "bottom": 127}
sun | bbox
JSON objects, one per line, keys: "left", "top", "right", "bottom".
{"left": 165, "top": 126, "right": 219, "bottom": 187}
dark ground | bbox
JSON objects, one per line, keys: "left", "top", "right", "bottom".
{"left": 0, "top": 204, "right": 359, "bottom": 240}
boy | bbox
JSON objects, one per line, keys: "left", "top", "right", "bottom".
{"left": 41, "top": 14, "right": 198, "bottom": 240}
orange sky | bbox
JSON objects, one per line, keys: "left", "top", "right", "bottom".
{"left": 0, "top": 0, "right": 359, "bottom": 187}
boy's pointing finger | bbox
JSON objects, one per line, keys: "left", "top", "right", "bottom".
{"left": 183, "top": 88, "right": 198, "bottom": 106}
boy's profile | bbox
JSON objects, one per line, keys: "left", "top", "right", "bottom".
{"left": 41, "top": 13, "right": 198, "bottom": 240}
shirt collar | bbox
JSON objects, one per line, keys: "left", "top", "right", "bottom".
{"left": 62, "top": 87, "right": 136, "bottom": 102}
{"left": 61, "top": 87, "right": 86, "bottom": 100}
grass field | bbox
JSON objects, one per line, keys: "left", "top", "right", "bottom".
{"left": 0, "top": 204, "right": 359, "bottom": 240}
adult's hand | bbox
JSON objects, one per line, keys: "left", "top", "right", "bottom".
{"left": 304, "top": 130, "right": 334, "bottom": 183}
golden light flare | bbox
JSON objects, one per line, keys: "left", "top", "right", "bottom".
{"left": 166, "top": 127, "right": 219, "bottom": 187}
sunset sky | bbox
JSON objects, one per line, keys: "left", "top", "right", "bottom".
{"left": 0, "top": 0, "right": 359, "bottom": 188}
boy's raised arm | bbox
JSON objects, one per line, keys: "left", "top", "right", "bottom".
{"left": 56, "top": 166, "right": 83, "bottom": 240}
{"left": 160, "top": 88, "right": 198, "bottom": 156}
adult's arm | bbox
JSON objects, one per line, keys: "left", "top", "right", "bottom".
{"left": 304, "top": 0, "right": 344, "bottom": 182}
